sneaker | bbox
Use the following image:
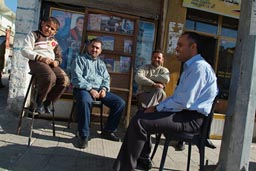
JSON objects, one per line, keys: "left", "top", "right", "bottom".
{"left": 175, "top": 141, "right": 185, "bottom": 151}
{"left": 36, "top": 103, "right": 45, "bottom": 114}
{"left": 101, "top": 131, "right": 121, "bottom": 142}
{"left": 75, "top": 136, "right": 88, "bottom": 149}
{"left": 137, "top": 157, "right": 153, "bottom": 170}
{"left": 44, "top": 105, "right": 52, "bottom": 114}
{"left": 44, "top": 101, "right": 52, "bottom": 114}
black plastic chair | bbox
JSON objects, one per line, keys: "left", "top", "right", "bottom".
{"left": 150, "top": 97, "right": 218, "bottom": 171}
{"left": 17, "top": 73, "right": 55, "bottom": 147}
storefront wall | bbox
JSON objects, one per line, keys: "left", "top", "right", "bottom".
{"left": 7, "top": 0, "right": 229, "bottom": 114}
{"left": 163, "top": 1, "right": 256, "bottom": 139}
{"left": 8, "top": 0, "right": 163, "bottom": 120}
{"left": 9, "top": 0, "right": 255, "bottom": 137}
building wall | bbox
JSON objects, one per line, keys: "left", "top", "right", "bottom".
{"left": 163, "top": 0, "right": 186, "bottom": 96}
{"left": 7, "top": 0, "right": 163, "bottom": 116}
{"left": 7, "top": 0, "right": 41, "bottom": 114}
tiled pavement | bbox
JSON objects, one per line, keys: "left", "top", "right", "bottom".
{"left": 1, "top": 73, "right": 256, "bottom": 171}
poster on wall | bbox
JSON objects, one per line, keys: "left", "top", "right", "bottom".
{"left": 183, "top": 0, "right": 241, "bottom": 19}
{"left": 167, "top": 22, "right": 183, "bottom": 54}
{"left": 87, "top": 13, "right": 135, "bottom": 35}
{"left": 50, "top": 7, "right": 84, "bottom": 76}
{"left": 135, "top": 21, "right": 155, "bottom": 71}
{"left": 133, "top": 20, "right": 156, "bottom": 94}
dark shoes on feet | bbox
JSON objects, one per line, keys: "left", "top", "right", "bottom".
{"left": 75, "top": 136, "right": 88, "bottom": 149}
{"left": 175, "top": 141, "right": 185, "bottom": 151}
{"left": 36, "top": 103, "right": 45, "bottom": 114}
{"left": 175, "top": 139, "right": 216, "bottom": 151}
{"left": 101, "top": 131, "right": 121, "bottom": 142}
{"left": 44, "top": 105, "right": 52, "bottom": 114}
{"left": 35, "top": 102, "right": 52, "bottom": 114}
{"left": 205, "top": 139, "right": 216, "bottom": 149}
{"left": 137, "top": 157, "right": 153, "bottom": 170}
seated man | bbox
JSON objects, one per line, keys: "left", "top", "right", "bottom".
{"left": 113, "top": 31, "right": 218, "bottom": 171}
{"left": 135, "top": 49, "right": 170, "bottom": 110}
{"left": 71, "top": 38, "right": 125, "bottom": 149}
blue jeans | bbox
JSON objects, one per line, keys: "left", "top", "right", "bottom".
{"left": 73, "top": 88, "right": 125, "bottom": 138}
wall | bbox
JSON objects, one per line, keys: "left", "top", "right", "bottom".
{"left": 45, "top": 0, "right": 162, "bottom": 20}
{"left": 7, "top": 0, "right": 41, "bottom": 115}
{"left": 162, "top": 0, "right": 186, "bottom": 96}
{"left": 7, "top": 0, "right": 162, "bottom": 116}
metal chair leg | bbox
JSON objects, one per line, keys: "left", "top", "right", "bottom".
{"left": 187, "top": 143, "right": 192, "bottom": 171}
{"left": 17, "top": 75, "right": 34, "bottom": 135}
{"left": 52, "top": 102, "right": 55, "bottom": 137}
{"left": 28, "top": 78, "right": 38, "bottom": 147}
{"left": 151, "top": 133, "right": 162, "bottom": 160}
{"left": 159, "top": 136, "right": 171, "bottom": 171}
{"left": 67, "top": 100, "right": 76, "bottom": 129}
{"left": 100, "top": 103, "right": 103, "bottom": 131}
{"left": 28, "top": 106, "right": 36, "bottom": 147}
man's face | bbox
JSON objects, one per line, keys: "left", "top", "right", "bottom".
{"left": 151, "top": 52, "right": 164, "bottom": 67}
{"left": 87, "top": 41, "right": 102, "bottom": 59}
{"left": 175, "top": 34, "right": 195, "bottom": 62}
{"left": 41, "top": 20, "right": 58, "bottom": 37}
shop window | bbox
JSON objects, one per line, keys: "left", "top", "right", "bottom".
{"left": 217, "top": 40, "right": 235, "bottom": 99}
{"left": 221, "top": 17, "right": 238, "bottom": 38}
{"left": 185, "top": 8, "right": 218, "bottom": 34}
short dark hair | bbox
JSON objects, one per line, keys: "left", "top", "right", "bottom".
{"left": 182, "top": 31, "right": 202, "bottom": 53}
{"left": 89, "top": 38, "right": 104, "bottom": 47}
{"left": 152, "top": 49, "right": 164, "bottom": 55}
{"left": 41, "top": 16, "right": 60, "bottom": 30}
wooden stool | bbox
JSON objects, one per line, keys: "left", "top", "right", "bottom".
{"left": 17, "top": 73, "right": 56, "bottom": 147}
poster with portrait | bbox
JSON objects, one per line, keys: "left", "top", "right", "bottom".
{"left": 50, "top": 7, "right": 84, "bottom": 76}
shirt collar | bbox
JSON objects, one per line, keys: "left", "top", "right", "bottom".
{"left": 183, "top": 54, "right": 202, "bottom": 70}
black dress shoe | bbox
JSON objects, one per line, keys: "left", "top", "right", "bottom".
{"left": 205, "top": 139, "right": 216, "bottom": 149}
{"left": 175, "top": 141, "right": 185, "bottom": 151}
{"left": 101, "top": 131, "right": 120, "bottom": 142}
{"left": 75, "top": 136, "right": 88, "bottom": 149}
{"left": 137, "top": 157, "right": 153, "bottom": 170}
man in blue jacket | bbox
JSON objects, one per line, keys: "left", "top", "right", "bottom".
{"left": 71, "top": 38, "right": 125, "bottom": 149}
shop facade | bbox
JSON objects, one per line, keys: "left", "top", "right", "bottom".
{"left": 9, "top": 0, "right": 251, "bottom": 136}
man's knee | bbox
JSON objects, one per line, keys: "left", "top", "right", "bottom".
{"left": 58, "top": 74, "right": 70, "bottom": 87}
{"left": 155, "top": 88, "right": 166, "bottom": 100}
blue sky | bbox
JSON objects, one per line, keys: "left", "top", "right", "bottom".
{"left": 5, "top": 0, "right": 18, "bottom": 12}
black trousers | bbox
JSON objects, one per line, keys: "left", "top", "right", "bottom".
{"left": 113, "top": 110, "right": 205, "bottom": 171}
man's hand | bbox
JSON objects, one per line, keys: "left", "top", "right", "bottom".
{"left": 90, "top": 89, "right": 100, "bottom": 100}
{"left": 40, "top": 57, "right": 53, "bottom": 65}
{"left": 144, "top": 106, "right": 157, "bottom": 113}
{"left": 153, "top": 83, "right": 165, "bottom": 89}
{"left": 50, "top": 61, "right": 59, "bottom": 68}
{"left": 99, "top": 89, "right": 106, "bottom": 98}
